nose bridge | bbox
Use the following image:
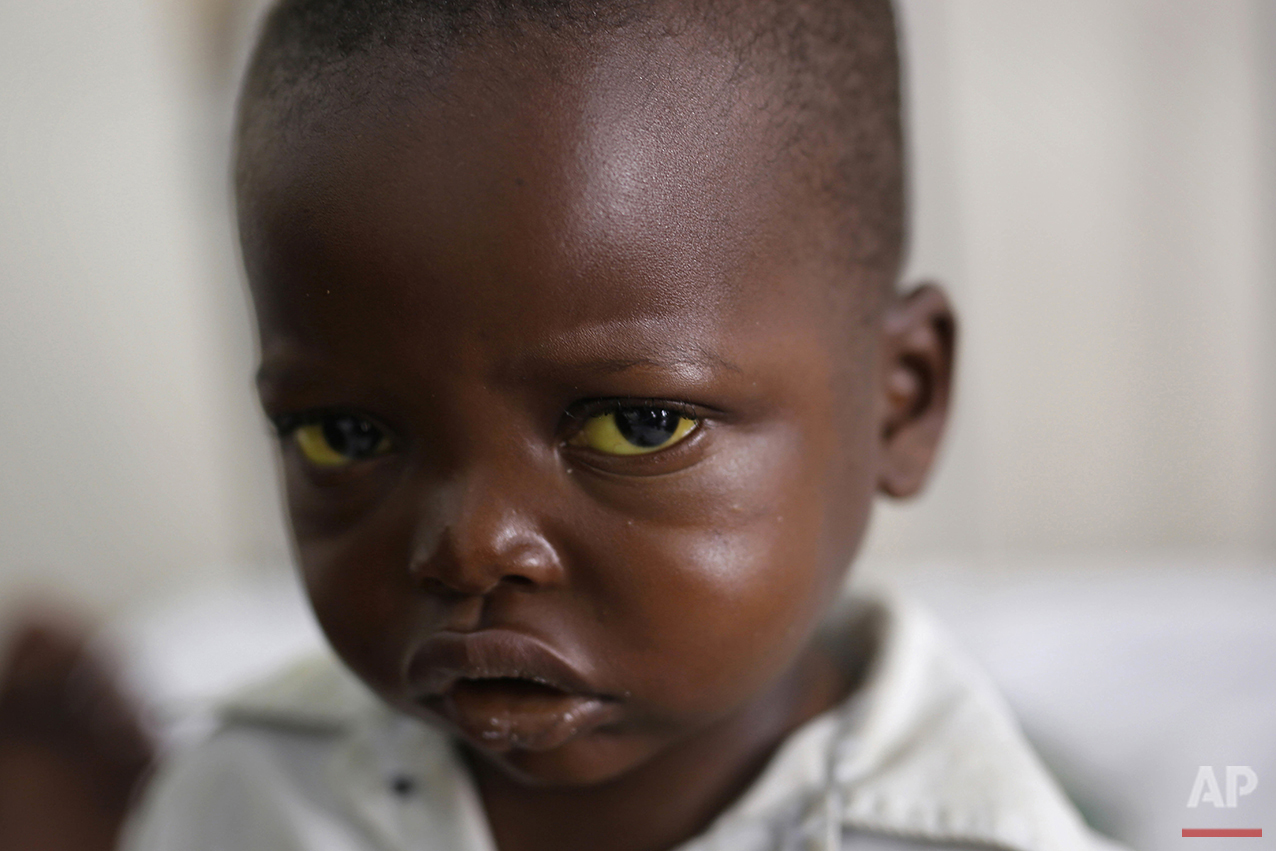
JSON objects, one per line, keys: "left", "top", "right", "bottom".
{"left": 410, "top": 434, "right": 562, "bottom": 595}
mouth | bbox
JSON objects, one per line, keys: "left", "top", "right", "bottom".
{"left": 407, "top": 631, "right": 621, "bottom": 753}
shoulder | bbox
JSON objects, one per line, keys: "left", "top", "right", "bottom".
{"left": 833, "top": 594, "right": 1123, "bottom": 851}
{"left": 120, "top": 654, "right": 416, "bottom": 851}
{"left": 694, "top": 594, "right": 1128, "bottom": 851}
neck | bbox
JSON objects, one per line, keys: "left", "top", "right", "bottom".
{"left": 468, "top": 641, "right": 852, "bottom": 851}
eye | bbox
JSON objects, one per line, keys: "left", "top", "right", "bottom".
{"left": 279, "top": 413, "right": 392, "bottom": 468}
{"left": 568, "top": 406, "right": 698, "bottom": 456}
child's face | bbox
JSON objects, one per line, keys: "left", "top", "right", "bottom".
{"left": 243, "top": 35, "right": 949, "bottom": 787}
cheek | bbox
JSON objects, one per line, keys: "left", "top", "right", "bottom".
{"left": 285, "top": 473, "right": 424, "bottom": 695}
{"left": 571, "top": 423, "right": 848, "bottom": 715}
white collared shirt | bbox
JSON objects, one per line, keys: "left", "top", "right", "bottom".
{"left": 122, "top": 595, "right": 1126, "bottom": 851}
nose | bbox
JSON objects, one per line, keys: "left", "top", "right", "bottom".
{"left": 408, "top": 467, "right": 565, "bottom": 597}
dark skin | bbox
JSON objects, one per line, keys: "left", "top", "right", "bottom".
{"left": 0, "top": 23, "right": 952, "bottom": 851}
{"left": 245, "top": 30, "right": 954, "bottom": 851}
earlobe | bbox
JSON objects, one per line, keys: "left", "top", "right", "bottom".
{"left": 876, "top": 283, "right": 956, "bottom": 498}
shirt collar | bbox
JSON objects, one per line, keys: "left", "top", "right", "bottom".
{"left": 710, "top": 594, "right": 1110, "bottom": 851}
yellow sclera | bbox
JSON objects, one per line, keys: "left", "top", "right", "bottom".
{"left": 293, "top": 422, "right": 391, "bottom": 468}
{"left": 294, "top": 424, "right": 353, "bottom": 467}
{"left": 569, "top": 412, "right": 697, "bottom": 456}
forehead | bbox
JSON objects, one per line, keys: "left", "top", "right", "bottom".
{"left": 240, "top": 28, "right": 854, "bottom": 366}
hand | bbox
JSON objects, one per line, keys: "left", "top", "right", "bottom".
{"left": 0, "top": 610, "right": 156, "bottom": 851}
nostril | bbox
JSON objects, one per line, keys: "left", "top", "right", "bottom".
{"left": 409, "top": 525, "right": 564, "bottom": 595}
{"left": 417, "top": 575, "right": 470, "bottom": 598}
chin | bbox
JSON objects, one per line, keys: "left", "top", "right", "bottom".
{"left": 465, "top": 730, "right": 660, "bottom": 789}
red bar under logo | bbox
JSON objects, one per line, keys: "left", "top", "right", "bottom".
{"left": 1182, "top": 829, "right": 1262, "bottom": 838}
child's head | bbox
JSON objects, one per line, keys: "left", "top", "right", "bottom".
{"left": 237, "top": 0, "right": 953, "bottom": 790}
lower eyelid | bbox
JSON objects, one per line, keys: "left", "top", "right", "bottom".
{"left": 564, "top": 426, "right": 709, "bottom": 478}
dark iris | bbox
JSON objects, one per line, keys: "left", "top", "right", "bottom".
{"left": 322, "top": 414, "right": 385, "bottom": 459}
{"left": 614, "top": 407, "right": 682, "bottom": 448}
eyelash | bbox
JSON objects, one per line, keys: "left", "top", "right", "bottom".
{"left": 563, "top": 398, "right": 703, "bottom": 431}
{"left": 268, "top": 409, "right": 395, "bottom": 439}
{"left": 270, "top": 410, "right": 331, "bottom": 437}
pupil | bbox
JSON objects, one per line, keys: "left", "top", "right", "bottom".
{"left": 614, "top": 407, "right": 680, "bottom": 448}
{"left": 323, "top": 416, "right": 382, "bottom": 458}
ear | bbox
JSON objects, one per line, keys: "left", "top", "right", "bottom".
{"left": 876, "top": 283, "right": 956, "bottom": 498}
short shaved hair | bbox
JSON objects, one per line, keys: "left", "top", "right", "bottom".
{"left": 237, "top": 0, "right": 905, "bottom": 286}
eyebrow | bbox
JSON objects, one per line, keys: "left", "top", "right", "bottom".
{"left": 254, "top": 345, "right": 310, "bottom": 389}
{"left": 506, "top": 321, "right": 744, "bottom": 384}
{"left": 552, "top": 352, "right": 742, "bottom": 376}
{"left": 254, "top": 343, "right": 357, "bottom": 397}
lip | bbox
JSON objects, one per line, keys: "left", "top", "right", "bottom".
{"left": 406, "top": 630, "right": 621, "bottom": 753}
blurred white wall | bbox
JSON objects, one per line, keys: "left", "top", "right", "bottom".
{"left": 865, "top": 0, "right": 1276, "bottom": 564}
{"left": 0, "top": 0, "right": 1272, "bottom": 619}
{"left": 0, "top": 0, "right": 288, "bottom": 617}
